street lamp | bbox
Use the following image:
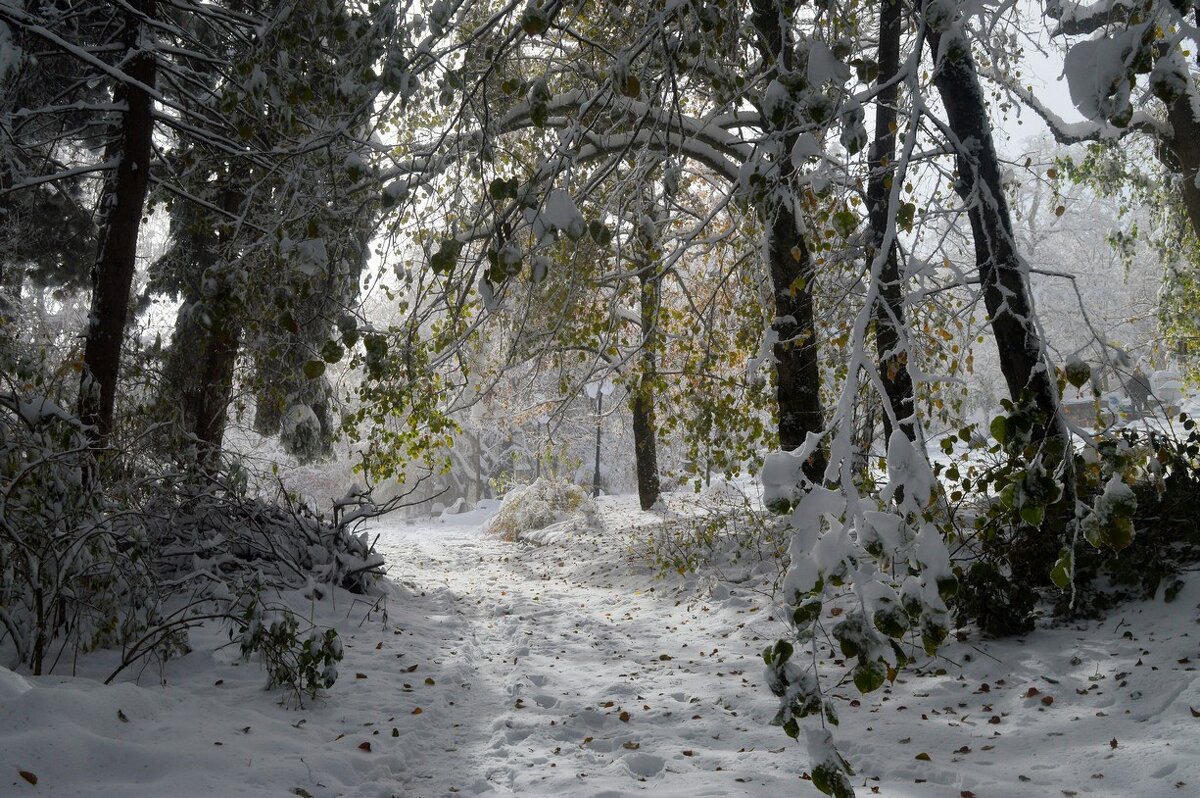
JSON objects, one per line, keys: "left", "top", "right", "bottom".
{"left": 584, "top": 378, "right": 614, "bottom": 497}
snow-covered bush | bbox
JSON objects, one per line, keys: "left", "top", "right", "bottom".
{"left": 280, "top": 402, "right": 325, "bottom": 462}
{"left": 0, "top": 387, "right": 381, "bottom": 693}
{"left": 147, "top": 475, "right": 385, "bottom": 596}
{"left": 485, "top": 478, "right": 592, "bottom": 542}
{"left": 638, "top": 481, "right": 788, "bottom": 579}
{"left": 233, "top": 597, "right": 343, "bottom": 706}
{"left": 1059, "top": 418, "right": 1200, "bottom": 614}
{"left": 0, "top": 391, "right": 159, "bottom": 674}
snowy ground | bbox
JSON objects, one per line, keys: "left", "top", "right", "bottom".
{"left": 3, "top": 493, "right": 1200, "bottom": 797}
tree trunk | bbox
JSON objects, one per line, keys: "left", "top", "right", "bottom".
{"left": 765, "top": 206, "right": 828, "bottom": 480}
{"left": 930, "top": 31, "right": 1064, "bottom": 433}
{"left": 750, "top": 0, "right": 828, "bottom": 482}
{"left": 868, "top": 0, "right": 917, "bottom": 444}
{"left": 930, "top": 28, "right": 1074, "bottom": 576}
{"left": 78, "top": 0, "right": 156, "bottom": 443}
{"left": 1163, "top": 93, "right": 1200, "bottom": 239}
{"left": 162, "top": 187, "right": 246, "bottom": 468}
{"left": 631, "top": 265, "right": 662, "bottom": 510}
{"left": 191, "top": 315, "right": 243, "bottom": 467}
{"left": 1159, "top": 7, "right": 1200, "bottom": 240}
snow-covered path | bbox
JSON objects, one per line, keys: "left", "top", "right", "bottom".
{"left": 5, "top": 493, "right": 1200, "bottom": 797}
{"left": 366, "top": 496, "right": 1200, "bottom": 798}
{"left": 370, "top": 499, "right": 802, "bottom": 796}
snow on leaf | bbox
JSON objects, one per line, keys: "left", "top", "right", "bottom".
{"left": 1063, "top": 32, "right": 1138, "bottom": 123}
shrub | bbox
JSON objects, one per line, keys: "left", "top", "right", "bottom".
{"left": 0, "top": 391, "right": 158, "bottom": 674}
{"left": 636, "top": 481, "right": 788, "bottom": 581}
{"left": 485, "top": 477, "right": 592, "bottom": 542}
{"left": 1, "top": 387, "right": 379, "bottom": 701}
{"left": 234, "top": 597, "right": 343, "bottom": 706}
{"left": 945, "top": 405, "right": 1200, "bottom": 634}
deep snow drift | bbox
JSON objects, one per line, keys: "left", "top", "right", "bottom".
{"left": 2, "top": 492, "right": 1198, "bottom": 797}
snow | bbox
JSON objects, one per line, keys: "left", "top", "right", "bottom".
{"left": 3, "top": 492, "right": 1200, "bottom": 796}
{"left": 0, "top": 21, "right": 20, "bottom": 83}
{"left": 1063, "top": 31, "right": 1140, "bottom": 122}
{"left": 804, "top": 42, "right": 848, "bottom": 88}
{"left": 525, "top": 188, "right": 586, "bottom": 243}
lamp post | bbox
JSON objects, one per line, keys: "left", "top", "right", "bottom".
{"left": 584, "top": 378, "right": 614, "bottom": 497}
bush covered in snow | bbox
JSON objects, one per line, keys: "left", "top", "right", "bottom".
{"left": 148, "top": 476, "right": 385, "bottom": 596}
{"left": 0, "top": 392, "right": 157, "bottom": 674}
{"left": 637, "top": 481, "right": 788, "bottom": 580}
{"left": 485, "top": 478, "right": 593, "bottom": 542}
{"left": 0, "top": 388, "right": 383, "bottom": 692}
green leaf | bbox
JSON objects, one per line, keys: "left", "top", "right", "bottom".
{"left": 489, "top": 177, "right": 518, "bottom": 200}
{"left": 430, "top": 238, "right": 462, "bottom": 274}
{"left": 1020, "top": 504, "right": 1045, "bottom": 527}
{"left": 832, "top": 210, "right": 858, "bottom": 237}
{"left": 853, "top": 57, "right": 879, "bottom": 83}
{"left": 852, "top": 659, "right": 886, "bottom": 694}
{"left": 530, "top": 103, "right": 548, "bottom": 127}
{"left": 989, "top": 414, "right": 1008, "bottom": 444}
{"left": 320, "top": 340, "right": 344, "bottom": 364}
{"left": 897, "top": 202, "right": 916, "bottom": 233}
{"left": 1050, "top": 551, "right": 1072, "bottom": 589}
{"left": 873, "top": 607, "right": 908, "bottom": 638}
{"left": 812, "top": 763, "right": 854, "bottom": 798}
{"left": 936, "top": 575, "right": 959, "bottom": 601}
{"left": 781, "top": 717, "right": 799, "bottom": 739}
{"left": 520, "top": 6, "right": 549, "bottom": 35}
{"left": 588, "top": 219, "right": 613, "bottom": 246}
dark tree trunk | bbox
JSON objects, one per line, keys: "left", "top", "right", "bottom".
{"left": 163, "top": 188, "right": 246, "bottom": 467}
{"left": 631, "top": 265, "right": 662, "bottom": 511}
{"left": 930, "top": 29, "right": 1074, "bottom": 577}
{"left": 78, "top": 0, "right": 156, "bottom": 443}
{"left": 867, "top": 0, "right": 917, "bottom": 444}
{"left": 765, "top": 207, "right": 827, "bottom": 480}
{"left": 180, "top": 305, "right": 243, "bottom": 468}
{"left": 750, "top": 0, "right": 827, "bottom": 483}
{"left": 929, "top": 31, "right": 1065, "bottom": 434}
{"left": 1159, "top": 7, "right": 1200, "bottom": 240}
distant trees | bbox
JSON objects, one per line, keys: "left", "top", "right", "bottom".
{"left": 2, "top": 0, "right": 400, "bottom": 464}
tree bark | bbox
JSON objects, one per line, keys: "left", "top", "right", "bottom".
{"left": 631, "top": 263, "right": 662, "bottom": 510}
{"left": 930, "top": 28, "right": 1074, "bottom": 577}
{"left": 162, "top": 186, "right": 246, "bottom": 467}
{"left": 929, "top": 31, "right": 1065, "bottom": 433}
{"left": 1160, "top": 6, "right": 1200, "bottom": 239}
{"left": 78, "top": 0, "right": 156, "bottom": 442}
{"left": 867, "top": 0, "right": 917, "bottom": 443}
{"left": 750, "top": 0, "right": 828, "bottom": 482}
